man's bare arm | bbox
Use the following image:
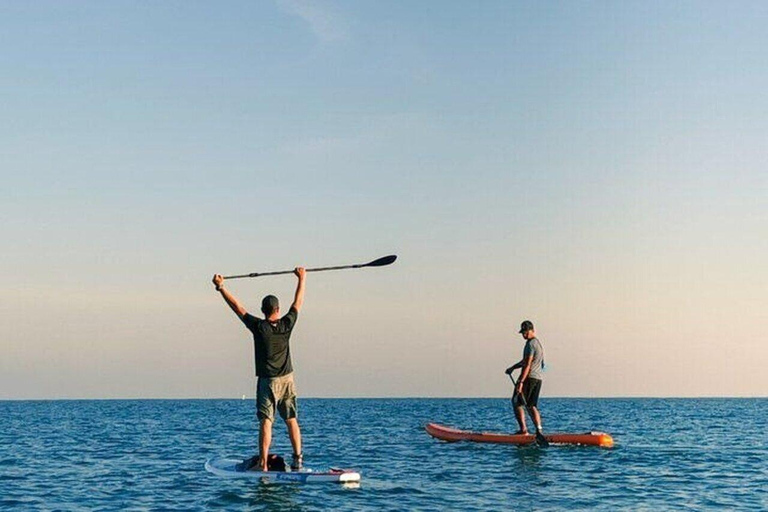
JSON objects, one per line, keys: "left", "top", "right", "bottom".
{"left": 519, "top": 355, "right": 534, "bottom": 381}
{"left": 505, "top": 360, "right": 524, "bottom": 374}
{"left": 212, "top": 274, "right": 247, "bottom": 318}
{"left": 291, "top": 267, "right": 306, "bottom": 312}
{"left": 516, "top": 354, "right": 534, "bottom": 391}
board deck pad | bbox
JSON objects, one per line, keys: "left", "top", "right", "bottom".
{"left": 426, "top": 423, "right": 614, "bottom": 448}
{"left": 205, "top": 456, "right": 361, "bottom": 483}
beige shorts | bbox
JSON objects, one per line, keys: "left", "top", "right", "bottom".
{"left": 256, "top": 373, "right": 298, "bottom": 422}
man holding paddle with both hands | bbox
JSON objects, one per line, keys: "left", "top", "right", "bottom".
{"left": 211, "top": 255, "right": 396, "bottom": 473}
{"left": 212, "top": 267, "right": 306, "bottom": 472}
{"left": 505, "top": 320, "right": 549, "bottom": 447}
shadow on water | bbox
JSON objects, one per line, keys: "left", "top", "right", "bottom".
{"left": 508, "top": 445, "right": 547, "bottom": 468}
{"left": 247, "top": 484, "right": 303, "bottom": 509}
{"left": 206, "top": 484, "right": 302, "bottom": 510}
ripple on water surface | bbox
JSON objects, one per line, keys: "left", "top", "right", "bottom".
{"left": 0, "top": 398, "right": 766, "bottom": 511}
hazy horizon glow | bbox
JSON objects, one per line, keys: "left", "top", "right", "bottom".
{"left": 2, "top": 1, "right": 766, "bottom": 399}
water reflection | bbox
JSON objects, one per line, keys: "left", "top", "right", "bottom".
{"left": 247, "top": 483, "right": 302, "bottom": 509}
{"left": 510, "top": 445, "right": 547, "bottom": 468}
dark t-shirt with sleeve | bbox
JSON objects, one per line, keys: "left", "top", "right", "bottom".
{"left": 241, "top": 307, "right": 298, "bottom": 378}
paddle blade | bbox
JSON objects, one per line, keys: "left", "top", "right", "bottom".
{"left": 365, "top": 255, "right": 397, "bottom": 267}
{"left": 535, "top": 431, "right": 550, "bottom": 448}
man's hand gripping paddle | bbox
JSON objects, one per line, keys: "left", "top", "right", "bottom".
{"left": 508, "top": 373, "right": 549, "bottom": 448}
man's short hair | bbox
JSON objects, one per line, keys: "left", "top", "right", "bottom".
{"left": 261, "top": 295, "right": 279, "bottom": 316}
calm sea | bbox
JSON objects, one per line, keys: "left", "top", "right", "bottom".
{"left": 1, "top": 398, "right": 765, "bottom": 510}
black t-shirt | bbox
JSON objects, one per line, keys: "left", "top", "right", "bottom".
{"left": 241, "top": 307, "right": 298, "bottom": 378}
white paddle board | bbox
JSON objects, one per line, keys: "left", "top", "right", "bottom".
{"left": 205, "top": 456, "right": 361, "bottom": 484}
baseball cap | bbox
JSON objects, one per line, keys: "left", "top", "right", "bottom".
{"left": 518, "top": 320, "right": 534, "bottom": 333}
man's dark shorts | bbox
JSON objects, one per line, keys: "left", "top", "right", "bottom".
{"left": 514, "top": 377, "right": 542, "bottom": 408}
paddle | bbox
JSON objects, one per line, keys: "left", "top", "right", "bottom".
{"left": 508, "top": 373, "right": 549, "bottom": 447}
{"left": 222, "top": 254, "right": 397, "bottom": 280}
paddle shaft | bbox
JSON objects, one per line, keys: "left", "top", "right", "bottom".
{"left": 226, "top": 264, "right": 367, "bottom": 279}
{"left": 222, "top": 255, "right": 396, "bottom": 280}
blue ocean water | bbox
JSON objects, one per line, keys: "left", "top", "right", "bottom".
{"left": 1, "top": 398, "right": 765, "bottom": 511}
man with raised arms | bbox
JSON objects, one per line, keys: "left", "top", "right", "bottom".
{"left": 212, "top": 267, "right": 306, "bottom": 471}
{"left": 505, "top": 320, "right": 546, "bottom": 440}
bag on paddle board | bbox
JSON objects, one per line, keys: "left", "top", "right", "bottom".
{"left": 237, "top": 453, "right": 287, "bottom": 472}
{"left": 267, "top": 454, "right": 287, "bottom": 472}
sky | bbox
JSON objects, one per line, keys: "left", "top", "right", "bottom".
{"left": 1, "top": 1, "right": 766, "bottom": 399}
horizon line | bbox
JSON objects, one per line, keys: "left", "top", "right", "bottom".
{"left": 1, "top": 395, "right": 765, "bottom": 402}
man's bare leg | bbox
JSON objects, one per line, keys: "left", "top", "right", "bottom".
{"left": 514, "top": 405, "right": 528, "bottom": 434}
{"left": 258, "top": 418, "right": 273, "bottom": 471}
{"left": 285, "top": 418, "right": 302, "bottom": 456}
{"left": 527, "top": 406, "right": 543, "bottom": 432}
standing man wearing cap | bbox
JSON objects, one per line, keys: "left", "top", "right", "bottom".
{"left": 212, "top": 267, "right": 306, "bottom": 472}
{"left": 505, "top": 320, "right": 546, "bottom": 439}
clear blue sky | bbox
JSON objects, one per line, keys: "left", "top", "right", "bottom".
{"left": 2, "top": 1, "right": 766, "bottom": 398}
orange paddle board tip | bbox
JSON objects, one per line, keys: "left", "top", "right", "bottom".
{"left": 596, "top": 432, "right": 614, "bottom": 448}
